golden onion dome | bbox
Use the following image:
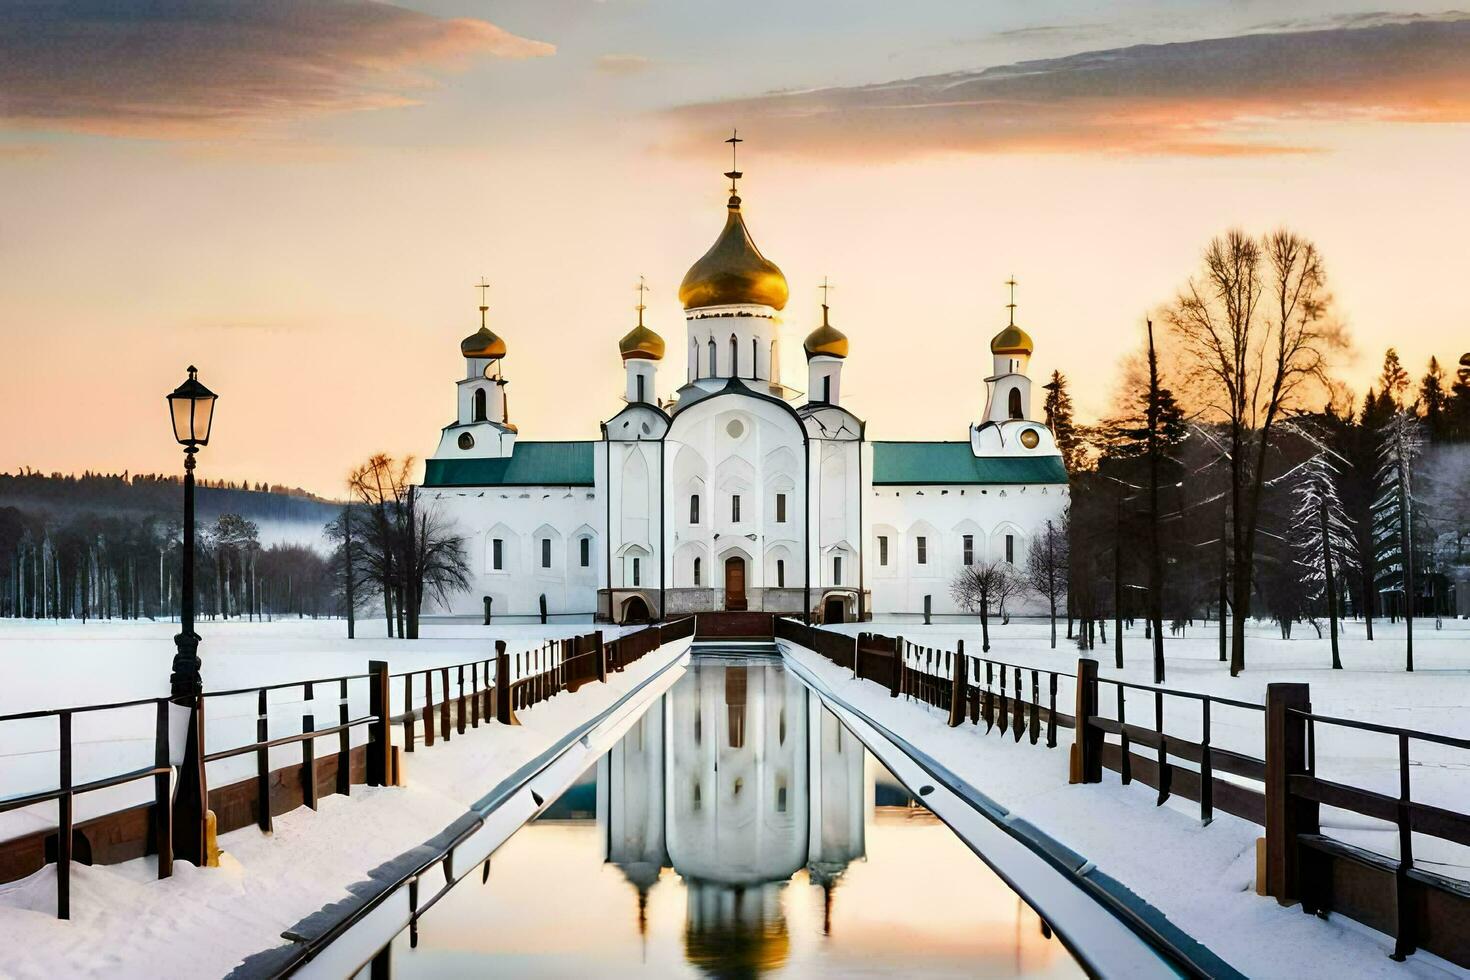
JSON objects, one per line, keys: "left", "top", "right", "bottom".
{"left": 991, "top": 324, "right": 1033, "bottom": 356}
{"left": 679, "top": 195, "right": 789, "bottom": 311}
{"left": 804, "top": 304, "right": 848, "bottom": 359}
{"left": 461, "top": 324, "right": 506, "bottom": 359}
{"left": 619, "top": 323, "right": 665, "bottom": 361}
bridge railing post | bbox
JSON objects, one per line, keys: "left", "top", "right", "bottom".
{"left": 1070, "top": 658, "right": 1102, "bottom": 784}
{"left": 494, "top": 641, "right": 518, "bottom": 726}
{"left": 1265, "top": 682, "right": 1314, "bottom": 905}
{"left": 947, "top": 639, "right": 967, "bottom": 728}
{"left": 595, "top": 630, "right": 607, "bottom": 684}
{"left": 366, "top": 660, "right": 392, "bottom": 787}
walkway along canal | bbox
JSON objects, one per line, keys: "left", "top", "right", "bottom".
{"left": 244, "top": 627, "right": 1244, "bottom": 978}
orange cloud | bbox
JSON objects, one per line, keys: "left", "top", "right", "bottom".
{"left": 665, "top": 17, "right": 1470, "bottom": 158}
{"left": 0, "top": 0, "right": 555, "bottom": 139}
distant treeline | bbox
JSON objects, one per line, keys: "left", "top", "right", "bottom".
{"left": 0, "top": 469, "right": 338, "bottom": 524}
{"left": 0, "top": 471, "right": 343, "bottom": 621}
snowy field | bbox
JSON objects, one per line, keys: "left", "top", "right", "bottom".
{"left": 0, "top": 618, "right": 631, "bottom": 842}
{"left": 830, "top": 617, "right": 1470, "bottom": 883}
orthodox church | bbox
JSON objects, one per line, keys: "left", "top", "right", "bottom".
{"left": 419, "top": 151, "right": 1068, "bottom": 624}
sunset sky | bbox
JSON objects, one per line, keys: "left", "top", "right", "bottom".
{"left": 2, "top": 1, "right": 1468, "bottom": 496}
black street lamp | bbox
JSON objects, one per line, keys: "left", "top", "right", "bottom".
{"left": 166, "top": 365, "right": 216, "bottom": 866}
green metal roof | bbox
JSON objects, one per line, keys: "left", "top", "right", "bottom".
{"left": 423, "top": 441, "right": 595, "bottom": 488}
{"left": 871, "top": 441, "right": 1068, "bottom": 486}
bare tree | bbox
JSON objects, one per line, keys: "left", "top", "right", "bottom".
{"left": 1025, "top": 518, "right": 1069, "bottom": 648}
{"left": 1166, "top": 229, "right": 1345, "bottom": 675}
{"left": 951, "top": 559, "right": 1020, "bottom": 653}
{"left": 347, "top": 454, "right": 471, "bottom": 639}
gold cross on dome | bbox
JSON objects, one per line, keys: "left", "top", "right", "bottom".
{"left": 724, "top": 129, "right": 743, "bottom": 194}
{"left": 819, "top": 276, "right": 835, "bottom": 306}
{"left": 635, "top": 275, "right": 649, "bottom": 325}
{"left": 1005, "top": 276, "right": 1017, "bottom": 325}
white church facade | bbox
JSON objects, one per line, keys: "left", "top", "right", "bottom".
{"left": 419, "top": 158, "right": 1068, "bottom": 624}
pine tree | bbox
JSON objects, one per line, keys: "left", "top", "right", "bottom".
{"left": 1372, "top": 409, "right": 1424, "bottom": 670}
{"left": 1449, "top": 353, "right": 1470, "bottom": 442}
{"left": 1288, "top": 443, "right": 1356, "bottom": 667}
{"left": 1420, "top": 357, "right": 1448, "bottom": 442}
{"left": 1043, "top": 371, "right": 1086, "bottom": 472}
{"left": 1380, "top": 348, "right": 1410, "bottom": 408}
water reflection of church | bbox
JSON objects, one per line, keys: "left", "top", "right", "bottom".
{"left": 595, "top": 663, "right": 869, "bottom": 974}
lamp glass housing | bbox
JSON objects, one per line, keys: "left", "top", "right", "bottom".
{"left": 167, "top": 367, "right": 217, "bottom": 446}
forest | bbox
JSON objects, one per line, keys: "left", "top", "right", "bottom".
{"left": 1034, "top": 230, "right": 1470, "bottom": 677}
{"left": 0, "top": 471, "right": 340, "bottom": 621}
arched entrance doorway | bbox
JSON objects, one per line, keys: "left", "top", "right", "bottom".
{"left": 620, "top": 594, "right": 652, "bottom": 624}
{"left": 724, "top": 556, "right": 747, "bottom": 611}
{"left": 823, "top": 595, "right": 846, "bottom": 624}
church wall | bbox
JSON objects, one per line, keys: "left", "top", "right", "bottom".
{"left": 663, "top": 392, "right": 807, "bottom": 611}
{"left": 418, "top": 484, "right": 602, "bottom": 621}
{"left": 866, "top": 481, "right": 1068, "bottom": 618}
{"left": 809, "top": 438, "right": 863, "bottom": 617}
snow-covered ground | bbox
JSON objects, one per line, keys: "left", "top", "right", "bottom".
{"left": 829, "top": 617, "right": 1470, "bottom": 876}
{"left": 0, "top": 618, "right": 631, "bottom": 844}
{"left": 0, "top": 630, "right": 686, "bottom": 979}
{"left": 784, "top": 641, "right": 1467, "bottom": 980}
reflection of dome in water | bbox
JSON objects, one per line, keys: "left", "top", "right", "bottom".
{"left": 683, "top": 879, "right": 790, "bottom": 979}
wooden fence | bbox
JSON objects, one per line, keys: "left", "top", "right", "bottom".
{"left": 780, "top": 620, "right": 1470, "bottom": 970}
{"left": 0, "top": 618, "right": 693, "bottom": 920}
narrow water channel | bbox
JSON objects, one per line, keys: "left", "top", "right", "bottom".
{"left": 388, "top": 657, "right": 1081, "bottom": 978}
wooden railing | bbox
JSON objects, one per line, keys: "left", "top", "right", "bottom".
{"left": 781, "top": 621, "right": 1470, "bottom": 970}
{"left": 1282, "top": 701, "right": 1470, "bottom": 965}
{"left": 0, "top": 618, "right": 695, "bottom": 921}
{"left": 0, "top": 697, "right": 175, "bottom": 919}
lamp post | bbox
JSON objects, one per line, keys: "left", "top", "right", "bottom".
{"left": 166, "top": 365, "right": 216, "bottom": 866}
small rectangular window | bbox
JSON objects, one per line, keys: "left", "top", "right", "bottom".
{"left": 541, "top": 538, "right": 552, "bottom": 569}
{"left": 878, "top": 535, "right": 888, "bottom": 566}
{"left": 690, "top": 494, "right": 700, "bottom": 524}
{"left": 821, "top": 375, "right": 831, "bottom": 402}
{"left": 1005, "top": 534, "right": 1015, "bottom": 564}
{"left": 777, "top": 559, "right": 785, "bottom": 588}
{"left": 579, "top": 538, "right": 590, "bottom": 567}
{"left": 963, "top": 534, "right": 974, "bottom": 566}
{"left": 731, "top": 494, "right": 741, "bottom": 522}
{"left": 776, "top": 493, "right": 787, "bottom": 523}
{"left": 917, "top": 536, "right": 928, "bottom": 565}
{"left": 833, "top": 555, "right": 843, "bottom": 585}
{"left": 693, "top": 558, "right": 701, "bottom": 586}
{"left": 635, "top": 374, "right": 645, "bottom": 403}
{"left": 632, "top": 557, "right": 641, "bottom": 587}
{"left": 492, "top": 538, "right": 504, "bottom": 571}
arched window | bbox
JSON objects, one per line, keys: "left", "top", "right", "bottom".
{"left": 690, "top": 338, "right": 699, "bottom": 379}
{"left": 751, "top": 338, "right": 758, "bottom": 378}
{"left": 693, "top": 556, "right": 702, "bottom": 586}
{"left": 730, "top": 336, "right": 739, "bottom": 377}
{"left": 708, "top": 338, "right": 717, "bottom": 377}
{"left": 1008, "top": 387, "right": 1023, "bottom": 420}
{"left": 473, "top": 387, "right": 487, "bottom": 422}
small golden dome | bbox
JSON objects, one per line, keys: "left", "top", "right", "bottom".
{"left": 619, "top": 323, "right": 665, "bottom": 361}
{"left": 461, "top": 325, "right": 506, "bottom": 359}
{"left": 991, "top": 324, "right": 1033, "bottom": 356}
{"left": 679, "top": 196, "right": 789, "bottom": 311}
{"left": 804, "top": 304, "right": 848, "bottom": 359}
